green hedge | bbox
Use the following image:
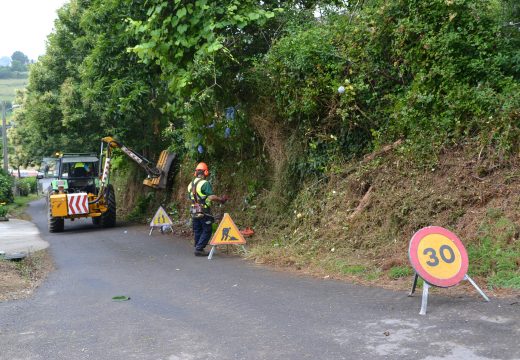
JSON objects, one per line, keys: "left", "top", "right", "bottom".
{"left": 16, "top": 177, "right": 37, "bottom": 196}
{"left": 0, "top": 169, "right": 13, "bottom": 203}
{"left": 252, "top": 0, "right": 520, "bottom": 178}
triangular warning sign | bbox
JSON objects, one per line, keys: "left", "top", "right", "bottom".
{"left": 210, "top": 213, "right": 246, "bottom": 245}
{"left": 150, "top": 206, "right": 173, "bottom": 227}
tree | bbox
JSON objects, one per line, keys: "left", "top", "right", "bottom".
{"left": 12, "top": 0, "right": 168, "bottom": 163}
{"left": 11, "top": 51, "right": 29, "bottom": 65}
{"left": 80, "top": 0, "right": 166, "bottom": 154}
{"left": 10, "top": 51, "right": 29, "bottom": 72}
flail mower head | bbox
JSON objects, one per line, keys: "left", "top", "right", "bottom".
{"left": 142, "top": 151, "right": 176, "bottom": 189}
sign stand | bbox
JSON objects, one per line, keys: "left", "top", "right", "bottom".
{"left": 408, "top": 226, "right": 490, "bottom": 315}
{"left": 409, "top": 273, "right": 489, "bottom": 315}
{"left": 208, "top": 244, "right": 247, "bottom": 260}
{"left": 149, "top": 206, "right": 173, "bottom": 236}
{"left": 463, "top": 274, "right": 490, "bottom": 302}
{"left": 207, "top": 213, "right": 247, "bottom": 260}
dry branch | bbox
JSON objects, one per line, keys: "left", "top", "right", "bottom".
{"left": 363, "top": 139, "right": 403, "bottom": 163}
{"left": 348, "top": 186, "right": 373, "bottom": 221}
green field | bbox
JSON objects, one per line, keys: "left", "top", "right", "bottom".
{"left": 0, "top": 78, "right": 28, "bottom": 102}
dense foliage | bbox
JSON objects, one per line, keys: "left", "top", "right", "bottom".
{"left": 12, "top": 0, "right": 167, "bottom": 163}
{"left": 254, "top": 0, "right": 520, "bottom": 176}
{"left": 12, "top": 0, "right": 520, "bottom": 177}
{"left": 0, "top": 169, "right": 14, "bottom": 204}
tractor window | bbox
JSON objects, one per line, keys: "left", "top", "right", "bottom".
{"left": 39, "top": 159, "right": 58, "bottom": 178}
{"left": 61, "top": 162, "right": 98, "bottom": 178}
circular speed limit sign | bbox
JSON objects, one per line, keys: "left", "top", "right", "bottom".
{"left": 409, "top": 226, "right": 468, "bottom": 288}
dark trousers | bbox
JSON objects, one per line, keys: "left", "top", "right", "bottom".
{"left": 193, "top": 215, "right": 213, "bottom": 251}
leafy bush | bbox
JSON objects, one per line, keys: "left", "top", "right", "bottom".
{"left": 0, "top": 203, "right": 7, "bottom": 217}
{"left": 258, "top": 22, "right": 346, "bottom": 125}
{"left": 0, "top": 170, "right": 13, "bottom": 203}
{"left": 252, "top": 0, "right": 520, "bottom": 179}
{"left": 254, "top": 15, "right": 372, "bottom": 178}
{"left": 368, "top": 0, "right": 520, "bottom": 155}
{"left": 16, "top": 177, "right": 37, "bottom": 196}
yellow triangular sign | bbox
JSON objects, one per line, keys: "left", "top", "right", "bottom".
{"left": 210, "top": 213, "right": 246, "bottom": 245}
{"left": 150, "top": 206, "right": 173, "bottom": 227}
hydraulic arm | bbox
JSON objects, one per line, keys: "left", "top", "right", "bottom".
{"left": 100, "top": 136, "right": 175, "bottom": 190}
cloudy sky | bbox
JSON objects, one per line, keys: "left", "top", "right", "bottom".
{"left": 0, "top": 0, "right": 69, "bottom": 61}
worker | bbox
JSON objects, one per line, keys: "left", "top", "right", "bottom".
{"left": 187, "top": 162, "right": 228, "bottom": 256}
{"left": 72, "top": 162, "right": 89, "bottom": 177}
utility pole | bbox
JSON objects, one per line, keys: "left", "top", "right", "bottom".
{"left": 1, "top": 102, "right": 20, "bottom": 174}
{"left": 1, "top": 101, "right": 8, "bottom": 173}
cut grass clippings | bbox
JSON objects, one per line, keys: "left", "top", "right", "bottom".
{"left": 240, "top": 145, "right": 520, "bottom": 298}
{"left": 0, "top": 250, "right": 54, "bottom": 302}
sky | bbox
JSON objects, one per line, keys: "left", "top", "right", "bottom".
{"left": 0, "top": 0, "right": 69, "bottom": 61}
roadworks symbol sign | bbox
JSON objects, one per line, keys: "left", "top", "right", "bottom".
{"left": 210, "top": 213, "right": 246, "bottom": 245}
{"left": 150, "top": 206, "right": 173, "bottom": 227}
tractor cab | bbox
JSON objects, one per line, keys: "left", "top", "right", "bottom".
{"left": 53, "top": 154, "right": 100, "bottom": 194}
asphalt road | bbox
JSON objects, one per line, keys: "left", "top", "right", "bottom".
{"left": 0, "top": 198, "right": 519, "bottom": 360}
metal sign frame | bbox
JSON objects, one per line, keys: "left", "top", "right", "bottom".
{"left": 409, "top": 273, "right": 490, "bottom": 315}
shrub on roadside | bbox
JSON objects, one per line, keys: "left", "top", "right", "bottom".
{"left": 16, "top": 177, "right": 37, "bottom": 196}
{"left": 252, "top": 0, "right": 520, "bottom": 180}
{"left": 0, "top": 170, "right": 14, "bottom": 203}
{"left": 0, "top": 203, "right": 7, "bottom": 217}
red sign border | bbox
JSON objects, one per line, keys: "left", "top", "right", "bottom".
{"left": 409, "top": 226, "right": 468, "bottom": 288}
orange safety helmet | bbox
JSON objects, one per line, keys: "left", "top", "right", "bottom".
{"left": 194, "top": 162, "right": 209, "bottom": 177}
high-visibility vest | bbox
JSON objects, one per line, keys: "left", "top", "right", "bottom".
{"left": 187, "top": 178, "right": 211, "bottom": 208}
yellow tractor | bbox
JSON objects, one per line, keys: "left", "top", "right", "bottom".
{"left": 46, "top": 136, "right": 175, "bottom": 232}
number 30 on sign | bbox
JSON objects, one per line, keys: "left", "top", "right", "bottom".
{"left": 408, "top": 226, "right": 469, "bottom": 288}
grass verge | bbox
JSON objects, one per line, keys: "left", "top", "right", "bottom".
{"left": 1, "top": 193, "right": 54, "bottom": 302}
{"left": 5, "top": 193, "right": 40, "bottom": 220}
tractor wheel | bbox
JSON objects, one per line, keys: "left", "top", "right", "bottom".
{"left": 48, "top": 198, "right": 64, "bottom": 233}
{"left": 92, "top": 216, "right": 101, "bottom": 226}
{"left": 100, "top": 184, "right": 116, "bottom": 228}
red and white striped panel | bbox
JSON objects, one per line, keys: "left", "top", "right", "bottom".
{"left": 67, "top": 193, "right": 89, "bottom": 215}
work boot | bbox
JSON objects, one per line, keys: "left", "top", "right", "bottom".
{"left": 194, "top": 250, "right": 209, "bottom": 257}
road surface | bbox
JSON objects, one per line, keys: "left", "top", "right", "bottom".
{"left": 0, "top": 198, "right": 518, "bottom": 359}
